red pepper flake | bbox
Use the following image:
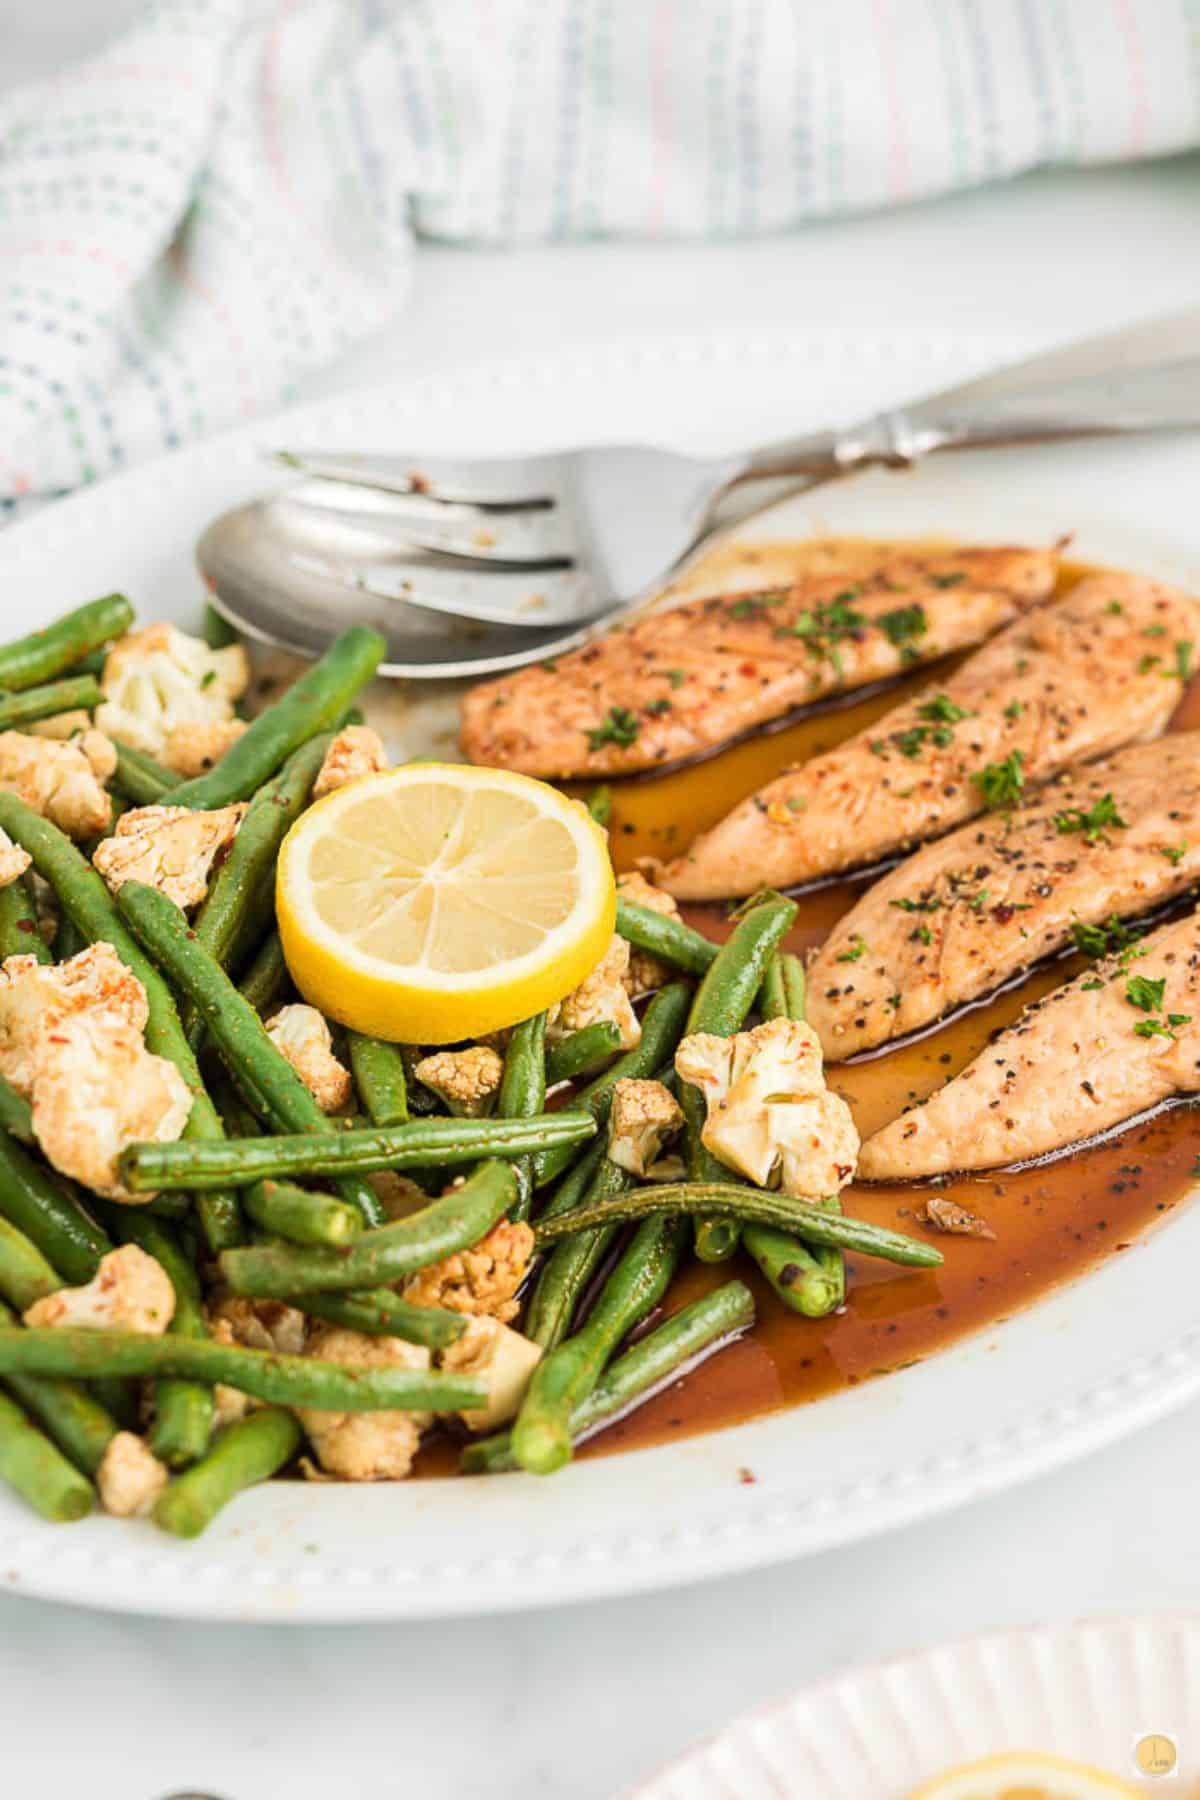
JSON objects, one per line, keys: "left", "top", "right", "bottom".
{"left": 737, "top": 1466, "right": 757, "bottom": 1485}
{"left": 738, "top": 662, "right": 758, "bottom": 678}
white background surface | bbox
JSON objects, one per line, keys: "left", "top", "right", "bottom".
{"left": 7, "top": 8, "right": 1200, "bottom": 1798}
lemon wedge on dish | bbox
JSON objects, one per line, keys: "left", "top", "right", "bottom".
{"left": 276, "top": 763, "right": 615, "bottom": 1044}
{"left": 907, "top": 1750, "right": 1145, "bottom": 1799}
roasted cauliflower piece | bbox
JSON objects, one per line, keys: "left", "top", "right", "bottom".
{"left": 29, "top": 1009, "right": 193, "bottom": 1200}
{"left": 616, "top": 870, "right": 681, "bottom": 997}
{"left": 210, "top": 1295, "right": 307, "bottom": 1357}
{"left": 546, "top": 934, "right": 641, "bottom": 1053}
{"left": 28, "top": 709, "right": 94, "bottom": 742}
{"left": 412, "top": 1045, "right": 504, "bottom": 1117}
{"left": 95, "top": 1431, "right": 170, "bottom": 1518}
{"left": 0, "top": 827, "right": 30, "bottom": 889}
{"left": 96, "top": 623, "right": 250, "bottom": 775}
{"left": 93, "top": 802, "right": 246, "bottom": 910}
{"left": 296, "top": 1325, "right": 432, "bottom": 1481}
{"left": 24, "top": 1243, "right": 176, "bottom": 1333}
{"left": 675, "top": 1017, "right": 859, "bottom": 1198}
{"left": 440, "top": 1316, "right": 542, "bottom": 1432}
{"left": 402, "top": 1219, "right": 535, "bottom": 1324}
{"left": 0, "top": 942, "right": 148, "bottom": 1096}
{"left": 265, "top": 1004, "right": 353, "bottom": 1114}
{"left": 312, "top": 725, "right": 388, "bottom": 798}
{"left": 607, "top": 1077, "right": 684, "bottom": 1176}
{"left": 0, "top": 728, "right": 115, "bottom": 839}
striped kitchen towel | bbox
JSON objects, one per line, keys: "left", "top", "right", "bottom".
{"left": 2, "top": 0, "right": 1199, "bottom": 509}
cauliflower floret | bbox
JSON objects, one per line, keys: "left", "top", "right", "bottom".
{"left": 607, "top": 1077, "right": 684, "bottom": 1176}
{"left": 546, "top": 935, "right": 641, "bottom": 1053}
{"left": 616, "top": 871, "right": 681, "bottom": 998}
{"left": 0, "top": 827, "right": 30, "bottom": 889}
{"left": 312, "top": 725, "right": 388, "bottom": 798}
{"left": 92, "top": 802, "right": 246, "bottom": 910}
{"left": 210, "top": 1295, "right": 307, "bottom": 1357}
{"left": 29, "top": 1010, "right": 193, "bottom": 1199}
{"left": 28, "top": 710, "right": 94, "bottom": 743}
{"left": 265, "top": 1004, "right": 352, "bottom": 1113}
{"left": 440, "top": 1316, "right": 542, "bottom": 1431}
{"left": 96, "top": 623, "right": 250, "bottom": 774}
{"left": 296, "top": 1325, "right": 430, "bottom": 1481}
{"left": 402, "top": 1219, "right": 534, "bottom": 1324}
{"left": 24, "top": 1243, "right": 176, "bottom": 1333}
{"left": 0, "top": 729, "right": 114, "bottom": 839}
{"left": 675, "top": 1017, "right": 859, "bottom": 1198}
{"left": 0, "top": 942, "right": 147, "bottom": 1096}
{"left": 95, "top": 1431, "right": 170, "bottom": 1518}
{"left": 412, "top": 1045, "right": 503, "bottom": 1117}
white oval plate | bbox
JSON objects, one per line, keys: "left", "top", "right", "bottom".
{"left": 4, "top": 328, "right": 1200, "bottom": 1622}
{"left": 630, "top": 1615, "right": 1200, "bottom": 1797}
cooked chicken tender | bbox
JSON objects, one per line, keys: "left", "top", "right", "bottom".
{"left": 0, "top": 728, "right": 115, "bottom": 839}
{"left": 546, "top": 934, "right": 641, "bottom": 1052}
{"left": 607, "top": 1077, "right": 684, "bottom": 1175}
{"left": 96, "top": 623, "right": 250, "bottom": 774}
{"left": 96, "top": 1431, "right": 170, "bottom": 1518}
{"left": 616, "top": 871, "right": 681, "bottom": 997}
{"left": 93, "top": 802, "right": 246, "bottom": 909}
{"left": 297, "top": 1326, "right": 431, "bottom": 1481}
{"left": 312, "top": 724, "right": 388, "bottom": 798}
{"left": 29, "top": 1010, "right": 193, "bottom": 1199}
{"left": 25, "top": 1243, "right": 176, "bottom": 1333}
{"left": 0, "top": 942, "right": 147, "bottom": 1096}
{"left": 402, "top": 1219, "right": 534, "bottom": 1324}
{"left": 440, "top": 1316, "right": 542, "bottom": 1431}
{"left": 265, "top": 1004, "right": 352, "bottom": 1113}
{"left": 0, "top": 826, "right": 30, "bottom": 888}
{"left": 412, "top": 1045, "right": 503, "bottom": 1117}
{"left": 676, "top": 1017, "right": 859, "bottom": 1197}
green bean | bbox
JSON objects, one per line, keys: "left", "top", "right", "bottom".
{"left": 538, "top": 1137, "right": 605, "bottom": 1222}
{"left": 101, "top": 1210, "right": 213, "bottom": 1468}
{"left": 0, "top": 1214, "right": 66, "bottom": 1311}
{"left": 0, "top": 673, "right": 102, "bottom": 731}
{"left": 498, "top": 1013, "right": 546, "bottom": 1224}
{"left": 53, "top": 912, "right": 87, "bottom": 962}
{"left": 0, "top": 797, "right": 243, "bottom": 1251}
{"left": 0, "top": 877, "right": 52, "bottom": 964}
{"left": 0, "top": 1131, "right": 110, "bottom": 1284}
{"left": 743, "top": 1223, "right": 844, "bottom": 1317}
{"left": 168, "top": 625, "right": 385, "bottom": 808}
{"left": 238, "top": 928, "right": 290, "bottom": 1017}
{"left": 218, "top": 1158, "right": 517, "bottom": 1299}
{"left": 347, "top": 1033, "right": 409, "bottom": 1127}
{"left": 462, "top": 1280, "right": 755, "bottom": 1474}
{"left": 153, "top": 1407, "right": 300, "bottom": 1538}
{"left": 67, "top": 647, "right": 108, "bottom": 680}
{"left": 585, "top": 785, "right": 612, "bottom": 827}
{"left": 121, "top": 1110, "right": 596, "bottom": 1192}
{"left": 534, "top": 980, "right": 691, "bottom": 1187}
{"left": 513, "top": 1215, "right": 688, "bottom": 1474}
{"left": 0, "top": 594, "right": 133, "bottom": 693}
{"left": 0, "top": 1327, "right": 485, "bottom": 1412}
{"left": 117, "top": 881, "right": 384, "bottom": 1229}
{"left": 615, "top": 895, "right": 718, "bottom": 978}
{"left": 525, "top": 1156, "right": 631, "bottom": 1351}
{"left": 110, "top": 739, "right": 180, "bottom": 806}
{"left": 681, "top": 896, "right": 797, "bottom": 1262}
{"left": 289, "top": 1288, "right": 466, "bottom": 1350}
{"left": 0, "top": 1078, "right": 33, "bottom": 1146}
{"left": 0, "top": 1295, "right": 118, "bottom": 1476}
{"left": 0, "top": 1387, "right": 94, "bottom": 1521}
{"left": 535, "top": 1181, "right": 942, "bottom": 1268}
{"left": 544, "top": 1021, "right": 622, "bottom": 1086}
{"left": 244, "top": 1181, "right": 363, "bottom": 1249}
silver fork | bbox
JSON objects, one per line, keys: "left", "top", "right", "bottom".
{"left": 197, "top": 309, "right": 1200, "bottom": 679}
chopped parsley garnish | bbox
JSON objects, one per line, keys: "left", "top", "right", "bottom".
{"left": 729, "top": 593, "right": 784, "bottom": 619}
{"left": 1139, "top": 654, "right": 1160, "bottom": 674}
{"left": 931, "top": 572, "right": 965, "bottom": 588}
{"left": 917, "top": 694, "right": 970, "bottom": 725}
{"left": 1105, "top": 600, "right": 1124, "bottom": 615}
{"left": 586, "top": 706, "right": 640, "bottom": 750}
{"left": 836, "top": 935, "right": 867, "bottom": 963}
{"left": 200, "top": 669, "right": 217, "bottom": 689}
{"left": 1003, "top": 699, "right": 1024, "bottom": 721}
{"left": 646, "top": 697, "right": 672, "bottom": 716}
{"left": 1053, "top": 793, "right": 1128, "bottom": 844}
{"left": 914, "top": 923, "right": 933, "bottom": 944}
{"left": 665, "top": 668, "right": 687, "bottom": 689}
{"left": 894, "top": 727, "right": 928, "bottom": 759}
{"left": 1070, "top": 914, "right": 1143, "bottom": 960}
{"left": 1173, "top": 639, "right": 1194, "bottom": 682}
{"left": 889, "top": 895, "right": 940, "bottom": 914}
{"left": 1133, "top": 1019, "right": 1175, "bottom": 1040}
{"left": 1170, "top": 1012, "right": 1193, "bottom": 1028}
{"left": 968, "top": 889, "right": 989, "bottom": 912}
{"left": 1143, "top": 624, "right": 1167, "bottom": 637}
{"left": 1081, "top": 977, "right": 1105, "bottom": 991}
{"left": 1162, "top": 842, "right": 1188, "bottom": 865}
{"left": 774, "top": 597, "right": 866, "bottom": 649}
{"left": 1125, "top": 974, "right": 1166, "bottom": 1013}
{"left": 886, "top": 993, "right": 902, "bottom": 1010}
{"left": 973, "top": 750, "right": 1025, "bottom": 811}
{"left": 879, "top": 604, "right": 928, "bottom": 648}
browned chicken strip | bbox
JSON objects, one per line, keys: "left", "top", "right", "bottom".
{"left": 656, "top": 573, "right": 1198, "bottom": 900}
{"left": 858, "top": 908, "right": 1200, "bottom": 1179}
{"left": 808, "top": 733, "right": 1200, "bottom": 1061}
{"left": 460, "top": 544, "right": 1058, "bottom": 778}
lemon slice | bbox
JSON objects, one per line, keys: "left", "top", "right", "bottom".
{"left": 907, "top": 1750, "right": 1145, "bottom": 1799}
{"left": 276, "top": 763, "right": 615, "bottom": 1043}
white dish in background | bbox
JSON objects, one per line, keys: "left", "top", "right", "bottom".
{"left": 629, "top": 1615, "right": 1200, "bottom": 1798}
{"left": 3, "top": 328, "right": 1200, "bottom": 1621}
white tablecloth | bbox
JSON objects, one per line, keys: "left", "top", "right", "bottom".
{"left": 6, "top": 12, "right": 1200, "bottom": 1799}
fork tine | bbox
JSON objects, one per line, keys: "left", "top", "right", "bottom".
{"left": 273, "top": 487, "right": 575, "bottom": 569}
{"left": 271, "top": 449, "right": 556, "bottom": 510}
